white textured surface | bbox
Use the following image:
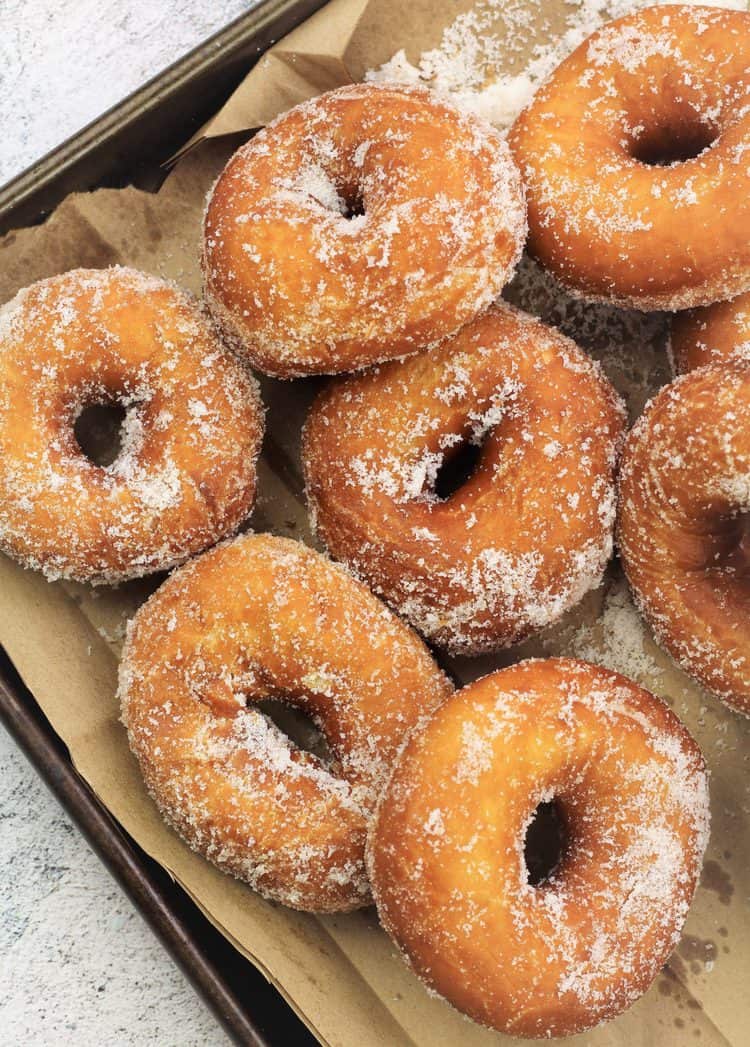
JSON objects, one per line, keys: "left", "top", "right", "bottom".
{"left": 0, "top": 725, "right": 232, "bottom": 1045}
{"left": 0, "top": 0, "right": 255, "bottom": 186}
{"left": 1, "top": 1, "right": 260, "bottom": 1043}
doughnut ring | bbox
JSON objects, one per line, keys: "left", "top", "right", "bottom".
{"left": 303, "top": 303, "right": 625, "bottom": 655}
{"left": 618, "top": 363, "right": 750, "bottom": 715}
{"left": 368, "top": 657, "right": 710, "bottom": 1038}
{"left": 671, "top": 291, "right": 750, "bottom": 374}
{"left": 119, "top": 533, "right": 453, "bottom": 912}
{"left": 202, "top": 82, "right": 526, "bottom": 378}
{"left": 509, "top": 5, "right": 750, "bottom": 310}
{"left": 0, "top": 267, "right": 263, "bottom": 583}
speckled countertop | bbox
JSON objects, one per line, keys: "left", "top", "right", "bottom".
{"left": 0, "top": 2, "right": 259, "bottom": 1043}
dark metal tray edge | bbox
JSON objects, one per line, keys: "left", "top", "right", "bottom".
{"left": 0, "top": 0, "right": 326, "bottom": 236}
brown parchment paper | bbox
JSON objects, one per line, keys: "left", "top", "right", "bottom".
{"left": 176, "top": 0, "right": 574, "bottom": 154}
{"left": 1, "top": 2, "right": 748, "bottom": 1045}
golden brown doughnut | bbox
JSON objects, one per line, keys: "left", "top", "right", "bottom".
{"left": 671, "top": 290, "right": 750, "bottom": 374}
{"left": 509, "top": 5, "right": 750, "bottom": 310}
{"left": 368, "top": 658, "right": 710, "bottom": 1038}
{"left": 618, "top": 363, "right": 750, "bottom": 715}
{"left": 303, "top": 303, "right": 625, "bottom": 655}
{"left": 0, "top": 267, "right": 263, "bottom": 583}
{"left": 202, "top": 82, "right": 526, "bottom": 378}
{"left": 119, "top": 533, "right": 453, "bottom": 912}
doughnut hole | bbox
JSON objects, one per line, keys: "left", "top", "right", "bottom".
{"left": 628, "top": 116, "right": 718, "bottom": 167}
{"left": 255, "top": 698, "right": 334, "bottom": 767}
{"left": 302, "top": 162, "right": 367, "bottom": 222}
{"left": 74, "top": 400, "right": 129, "bottom": 467}
{"left": 432, "top": 435, "right": 484, "bottom": 501}
{"left": 63, "top": 374, "right": 173, "bottom": 482}
{"left": 192, "top": 673, "right": 335, "bottom": 765}
{"left": 523, "top": 798, "right": 569, "bottom": 886}
{"left": 699, "top": 509, "right": 750, "bottom": 578}
{"left": 423, "top": 389, "right": 512, "bottom": 504}
{"left": 339, "top": 185, "right": 365, "bottom": 220}
{"left": 189, "top": 659, "right": 362, "bottom": 783}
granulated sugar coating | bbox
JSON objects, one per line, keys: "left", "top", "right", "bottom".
{"left": 368, "top": 658, "right": 710, "bottom": 1038}
{"left": 509, "top": 5, "right": 750, "bottom": 309}
{"left": 367, "top": 0, "right": 746, "bottom": 129}
{"left": 569, "top": 575, "right": 666, "bottom": 686}
{"left": 671, "top": 289, "right": 750, "bottom": 373}
{"left": 618, "top": 363, "right": 750, "bottom": 716}
{"left": 202, "top": 81, "right": 526, "bottom": 378}
{"left": 304, "top": 302, "right": 625, "bottom": 655}
{"left": 0, "top": 267, "right": 263, "bottom": 584}
{"left": 119, "top": 533, "right": 452, "bottom": 912}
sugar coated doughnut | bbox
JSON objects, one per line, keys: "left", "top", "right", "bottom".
{"left": 618, "top": 364, "right": 750, "bottom": 715}
{"left": 0, "top": 267, "right": 263, "bottom": 584}
{"left": 368, "top": 658, "right": 710, "bottom": 1038}
{"left": 671, "top": 290, "right": 750, "bottom": 374}
{"left": 303, "top": 303, "right": 625, "bottom": 655}
{"left": 509, "top": 5, "right": 750, "bottom": 310}
{"left": 202, "top": 82, "right": 526, "bottom": 378}
{"left": 119, "top": 533, "right": 452, "bottom": 911}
